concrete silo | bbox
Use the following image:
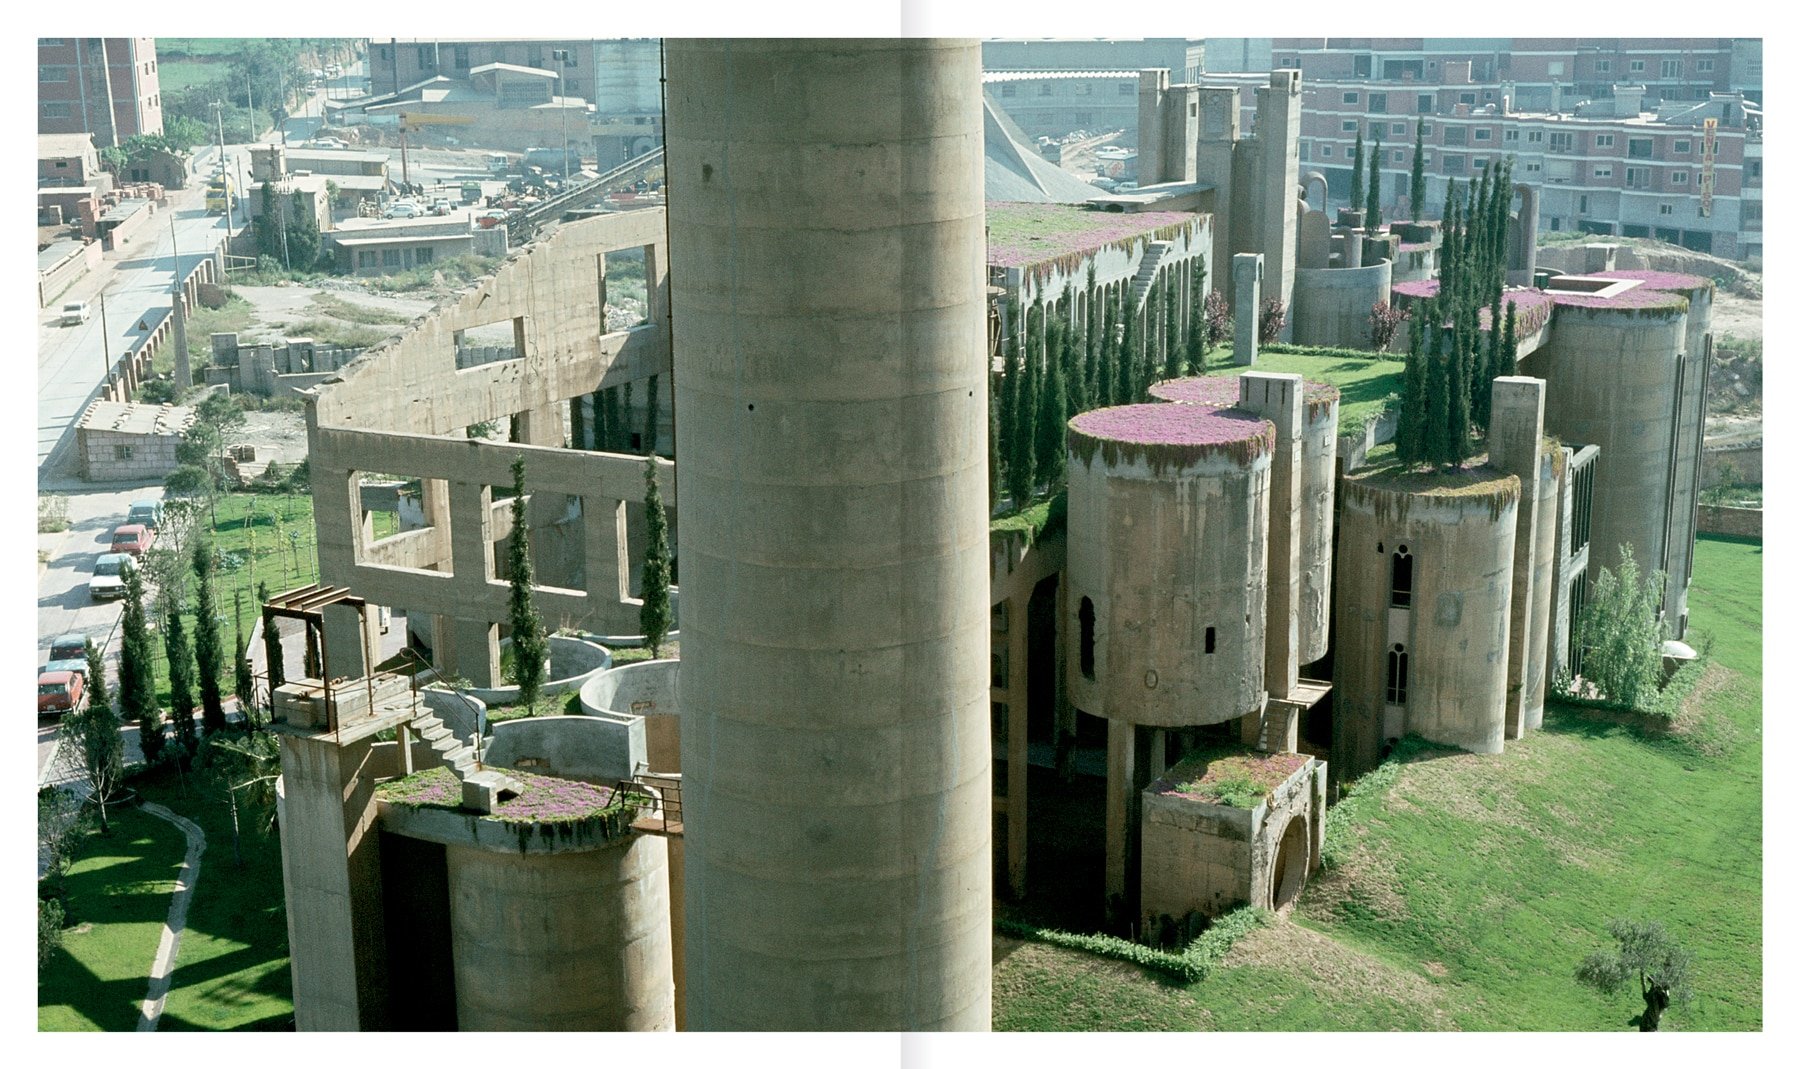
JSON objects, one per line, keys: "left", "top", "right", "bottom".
{"left": 1333, "top": 463, "right": 1520, "bottom": 781}
{"left": 665, "top": 39, "right": 991, "bottom": 1031}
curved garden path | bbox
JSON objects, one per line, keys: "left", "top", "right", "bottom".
{"left": 133, "top": 802, "right": 206, "bottom": 1032}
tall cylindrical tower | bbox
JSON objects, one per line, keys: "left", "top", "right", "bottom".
{"left": 666, "top": 39, "right": 991, "bottom": 1031}
{"left": 1064, "top": 403, "right": 1274, "bottom": 727}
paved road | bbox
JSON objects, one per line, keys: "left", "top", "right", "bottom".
{"left": 36, "top": 152, "right": 249, "bottom": 480}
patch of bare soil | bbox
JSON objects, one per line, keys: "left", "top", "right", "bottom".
{"left": 235, "top": 410, "right": 309, "bottom": 465}
{"left": 1223, "top": 918, "right": 1460, "bottom": 1029}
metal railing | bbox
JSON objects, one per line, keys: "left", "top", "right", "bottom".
{"left": 621, "top": 771, "right": 682, "bottom": 833}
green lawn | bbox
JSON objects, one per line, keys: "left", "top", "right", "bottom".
{"left": 38, "top": 805, "right": 187, "bottom": 1031}
{"left": 137, "top": 767, "right": 293, "bottom": 1030}
{"left": 1201, "top": 347, "right": 1402, "bottom": 438}
{"left": 994, "top": 534, "right": 1762, "bottom": 1031}
{"left": 155, "top": 59, "right": 231, "bottom": 95}
{"left": 147, "top": 492, "right": 319, "bottom": 709}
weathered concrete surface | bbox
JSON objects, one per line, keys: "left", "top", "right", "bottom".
{"left": 1138, "top": 755, "right": 1325, "bottom": 938}
{"left": 1333, "top": 471, "right": 1519, "bottom": 781}
{"left": 444, "top": 835, "right": 675, "bottom": 1031}
{"left": 1065, "top": 426, "right": 1272, "bottom": 729}
{"left": 668, "top": 38, "right": 991, "bottom": 1032}
{"left": 1290, "top": 258, "right": 1391, "bottom": 349}
{"left": 276, "top": 732, "right": 391, "bottom": 1030}
{"left": 1296, "top": 391, "right": 1339, "bottom": 663}
{"left": 484, "top": 712, "right": 646, "bottom": 785}
{"left": 1232, "top": 253, "right": 1262, "bottom": 364}
{"left": 1237, "top": 373, "right": 1301, "bottom": 698}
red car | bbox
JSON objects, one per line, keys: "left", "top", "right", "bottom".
{"left": 111, "top": 523, "right": 154, "bottom": 558}
{"left": 38, "top": 671, "right": 84, "bottom": 717}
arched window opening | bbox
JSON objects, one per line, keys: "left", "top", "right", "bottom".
{"left": 1385, "top": 643, "right": 1409, "bottom": 704}
{"left": 1079, "top": 597, "right": 1096, "bottom": 681}
{"left": 1390, "top": 547, "right": 1413, "bottom": 608}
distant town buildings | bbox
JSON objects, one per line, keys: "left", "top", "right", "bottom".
{"left": 364, "top": 38, "right": 661, "bottom": 119}
{"left": 37, "top": 37, "right": 164, "bottom": 147}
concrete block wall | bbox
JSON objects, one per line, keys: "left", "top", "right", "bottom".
{"left": 79, "top": 429, "right": 181, "bottom": 481}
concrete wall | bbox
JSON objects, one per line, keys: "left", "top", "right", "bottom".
{"left": 445, "top": 835, "right": 675, "bottom": 1030}
{"left": 37, "top": 238, "right": 102, "bottom": 307}
{"left": 1702, "top": 443, "right": 1761, "bottom": 487}
{"left": 1139, "top": 756, "right": 1324, "bottom": 936}
{"left": 1697, "top": 504, "right": 1761, "bottom": 538}
{"left": 1333, "top": 472, "right": 1519, "bottom": 781}
{"left": 667, "top": 39, "right": 991, "bottom": 1032}
{"left": 1290, "top": 258, "right": 1391, "bottom": 349}
{"left": 79, "top": 428, "right": 181, "bottom": 482}
{"left": 484, "top": 712, "right": 645, "bottom": 784}
{"left": 1065, "top": 417, "right": 1272, "bottom": 728}
{"left": 1297, "top": 391, "right": 1340, "bottom": 664}
{"left": 580, "top": 658, "right": 680, "bottom": 773}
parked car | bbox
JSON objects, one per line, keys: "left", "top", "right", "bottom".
{"left": 431, "top": 197, "right": 453, "bottom": 215}
{"left": 61, "top": 300, "right": 91, "bottom": 326}
{"left": 38, "top": 671, "right": 84, "bottom": 717}
{"left": 127, "top": 499, "right": 164, "bottom": 529}
{"left": 44, "top": 634, "right": 90, "bottom": 680}
{"left": 89, "top": 553, "right": 136, "bottom": 601}
{"left": 111, "top": 523, "right": 153, "bottom": 558}
{"left": 383, "top": 201, "right": 423, "bottom": 219}
{"left": 310, "top": 137, "right": 349, "bottom": 150}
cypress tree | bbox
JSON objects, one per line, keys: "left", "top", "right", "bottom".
{"left": 1349, "top": 131, "right": 1365, "bottom": 217}
{"left": 1365, "top": 136, "right": 1384, "bottom": 230}
{"left": 620, "top": 382, "right": 634, "bottom": 450}
{"left": 192, "top": 540, "right": 226, "bottom": 736}
{"left": 1116, "top": 304, "right": 1137, "bottom": 404}
{"left": 1472, "top": 163, "right": 1492, "bottom": 286}
{"left": 84, "top": 639, "right": 111, "bottom": 736}
{"left": 1440, "top": 316, "right": 1468, "bottom": 467}
{"left": 1398, "top": 307, "right": 1428, "bottom": 465}
{"left": 1423, "top": 319, "right": 1452, "bottom": 468}
{"left": 233, "top": 593, "right": 256, "bottom": 727}
{"left": 1439, "top": 180, "right": 1460, "bottom": 294}
{"left": 1161, "top": 273, "right": 1184, "bottom": 382}
{"left": 506, "top": 457, "right": 548, "bottom": 712}
{"left": 1083, "top": 269, "right": 1101, "bottom": 408}
{"left": 1498, "top": 301, "right": 1519, "bottom": 380}
{"left": 1008, "top": 305, "right": 1039, "bottom": 507}
{"left": 589, "top": 388, "right": 607, "bottom": 450}
{"left": 1036, "top": 344, "right": 1068, "bottom": 489}
{"left": 121, "top": 564, "right": 164, "bottom": 765}
{"left": 164, "top": 592, "right": 198, "bottom": 757}
{"left": 1411, "top": 120, "right": 1427, "bottom": 219}
{"left": 1097, "top": 294, "right": 1118, "bottom": 408}
{"left": 639, "top": 455, "right": 673, "bottom": 658}
{"left": 71, "top": 639, "right": 124, "bottom": 833}
{"left": 257, "top": 580, "right": 282, "bottom": 693}
{"left": 1185, "top": 259, "right": 1207, "bottom": 375}
{"left": 998, "top": 313, "right": 1021, "bottom": 473}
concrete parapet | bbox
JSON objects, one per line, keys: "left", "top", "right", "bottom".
{"left": 580, "top": 658, "right": 680, "bottom": 773}
{"left": 1232, "top": 253, "right": 1263, "bottom": 364}
{"left": 484, "top": 712, "right": 646, "bottom": 785}
{"left": 1291, "top": 258, "right": 1391, "bottom": 349}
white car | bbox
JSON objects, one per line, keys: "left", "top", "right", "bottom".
{"left": 89, "top": 553, "right": 136, "bottom": 601}
{"left": 310, "top": 137, "right": 348, "bottom": 150}
{"left": 383, "top": 201, "right": 424, "bottom": 219}
{"left": 61, "top": 300, "right": 90, "bottom": 326}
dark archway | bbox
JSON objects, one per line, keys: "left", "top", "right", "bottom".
{"left": 1269, "top": 814, "right": 1311, "bottom": 911}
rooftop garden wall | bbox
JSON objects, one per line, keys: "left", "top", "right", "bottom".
{"left": 1391, "top": 280, "right": 1557, "bottom": 337}
{"left": 376, "top": 765, "right": 650, "bottom": 853}
{"left": 986, "top": 201, "right": 1205, "bottom": 288}
{"left": 1342, "top": 453, "right": 1521, "bottom": 523}
{"left": 1149, "top": 745, "right": 1313, "bottom": 810}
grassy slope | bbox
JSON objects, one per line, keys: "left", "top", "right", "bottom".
{"left": 137, "top": 769, "right": 293, "bottom": 1030}
{"left": 38, "top": 806, "right": 186, "bottom": 1031}
{"left": 994, "top": 534, "right": 1761, "bottom": 1031}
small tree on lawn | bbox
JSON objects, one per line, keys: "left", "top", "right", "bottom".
{"left": 192, "top": 541, "right": 226, "bottom": 735}
{"left": 1203, "top": 290, "right": 1232, "bottom": 353}
{"left": 1575, "top": 918, "right": 1693, "bottom": 1031}
{"left": 506, "top": 457, "right": 549, "bottom": 712}
{"left": 1573, "top": 544, "right": 1667, "bottom": 710}
{"left": 639, "top": 455, "right": 673, "bottom": 659}
{"left": 1258, "top": 297, "right": 1287, "bottom": 345}
{"left": 118, "top": 565, "right": 164, "bottom": 766}
{"left": 1185, "top": 259, "right": 1208, "bottom": 373}
{"left": 61, "top": 640, "right": 125, "bottom": 833}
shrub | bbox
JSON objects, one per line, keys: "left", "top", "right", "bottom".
{"left": 1257, "top": 297, "right": 1287, "bottom": 344}
{"left": 996, "top": 905, "right": 1268, "bottom": 984}
{"left": 37, "top": 495, "right": 69, "bottom": 533}
{"left": 1368, "top": 300, "right": 1411, "bottom": 350}
{"left": 194, "top": 282, "right": 231, "bottom": 310}
{"left": 1203, "top": 291, "right": 1232, "bottom": 349}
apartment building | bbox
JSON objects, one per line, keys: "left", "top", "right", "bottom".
{"left": 1294, "top": 75, "right": 1759, "bottom": 258}
{"left": 1267, "top": 38, "right": 1756, "bottom": 110}
{"left": 38, "top": 37, "right": 164, "bottom": 147}
{"left": 365, "top": 38, "right": 660, "bottom": 118}
{"left": 982, "top": 70, "right": 1141, "bottom": 140}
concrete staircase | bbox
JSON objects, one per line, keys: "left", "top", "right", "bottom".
{"left": 1127, "top": 241, "right": 1174, "bottom": 314}
{"left": 410, "top": 710, "right": 521, "bottom": 814}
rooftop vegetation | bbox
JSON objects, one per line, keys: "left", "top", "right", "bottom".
{"left": 985, "top": 202, "right": 1200, "bottom": 271}
{"left": 378, "top": 765, "right": 642, "bottom": 827}
{"left": 1153, "top": 746, "right": 1312, "bottom": 809}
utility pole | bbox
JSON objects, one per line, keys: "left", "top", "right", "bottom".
{"left": 213, "top": 101, "right": 235, "bottom": 238}
{"left": 170, "top": 212, "right": 191, "bottom": 391}
{"left": 99, "top": 293, "right": 114, "bottom": 395}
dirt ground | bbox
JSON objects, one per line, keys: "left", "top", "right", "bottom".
{"left": 231, "top": 284, "right": 437, "bottom": 345}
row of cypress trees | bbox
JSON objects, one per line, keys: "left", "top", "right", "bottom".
{"left": 1395, "top": 156, "right": 1522, "bottom": 470}
{"left": 1350, "top": 121, "right": 1429, "bottom": 224}
{"left": 570, "top": 376, "right": 662, "bottom": 455}
{"left": 993, "top": 257, "right": 1210, "bottom": 511}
